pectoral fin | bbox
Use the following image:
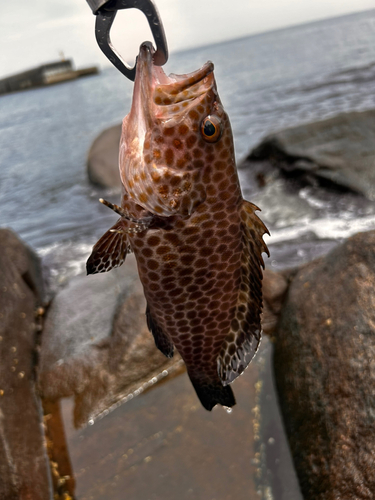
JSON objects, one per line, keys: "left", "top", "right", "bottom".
{"left": 146, "top": 306, "right": 174, "bottom": 358}
{"left": 86, "top": 219, "right": 131, "bottom": 275}
{"left": 217, "top": 201, "right": 270, "bottom": 385}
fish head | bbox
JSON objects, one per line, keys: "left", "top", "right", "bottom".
{"left": 120, "top": 43, "right": 234, "bottom": 217}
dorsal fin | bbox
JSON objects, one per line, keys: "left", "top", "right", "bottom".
{"left": 217, "top": 201, "right": 270, "bottom": 385}
{"left": 86, "top": 218, "right": 131, "bottom": 275}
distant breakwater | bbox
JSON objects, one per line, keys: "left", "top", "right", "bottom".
{"left": 0, "top": 59, "right": 98, "bottom": 95}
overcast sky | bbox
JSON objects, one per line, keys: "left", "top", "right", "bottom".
{"left": 1, "top": 0, "right": 374, "bottom": 78}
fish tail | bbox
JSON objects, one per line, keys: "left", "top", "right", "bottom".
{"left": 189, "top": 375, "right": 236, "bottom": 411}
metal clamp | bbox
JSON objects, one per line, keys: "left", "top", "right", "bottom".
{"left": 87, "top": 0, "right": 168, "bottom": 81}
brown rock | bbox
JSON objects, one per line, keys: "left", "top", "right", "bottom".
{"left": 273, "top": 230, "right": 375, "bottom": 499}
{"left": 0, "top": 229, "right": 52, "bottom": 500}
{"left": 38, "top": 255, "right": 181, "bottom": 428}
{"left": 87, "top": 123, "right": 122, "bottom": 188}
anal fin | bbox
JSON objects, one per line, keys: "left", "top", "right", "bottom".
{"left": 217, "top": 200, "right": 269, "bottom": 385}
{"left": 86, "top": 218, "right": 130, "bottom": 275}
{"left": 146, "top": 306, "right": 174, "bottom": 358}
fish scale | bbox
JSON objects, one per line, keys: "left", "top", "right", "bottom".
{"left": 87, "top": 44, "right": 269, "bottom": 411}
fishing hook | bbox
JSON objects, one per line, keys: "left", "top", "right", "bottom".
{"left": 87, "top": 0, "right": 168, "bottom": 81}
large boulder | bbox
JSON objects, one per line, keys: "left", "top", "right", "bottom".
{"left": 0, "top": 229, "right": 52, "bottom": 500}
{"left": 87, "top": 123, "right": 122, "bottom": 189}
{"left": 245, "top": 110, "right": 375, "bottom": 199}
{"left": 273, "top": 230, "right": 375, "bottom": 499}
{"left": 38, "top": 254, "right": 182, "bottom": 428}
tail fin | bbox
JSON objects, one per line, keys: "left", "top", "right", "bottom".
{"left": 190, "top": 376, "right": 236, "bottom": 411}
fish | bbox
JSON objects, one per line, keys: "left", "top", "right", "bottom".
{"left": 87, "top": 43, "right": 269, "bottom": 411}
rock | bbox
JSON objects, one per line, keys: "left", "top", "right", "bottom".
{"left": 273, "top": 230, "right": 375, "bottom": 499}
{"left": 87, "top": 123, "right": 122, "bottom": 189}
{"left": 245, "top": 110, "right": 375, "bottom": 199}
{"left": 60, "top": 359, "right": 262, "bottom": 500}
{"left": 0, "top": 229, "right": 52, "bottom": 500}
{"left": 262, "top": 269, "right": 290, "bottom": 336}
{"left": 38, "top": 254, "right": 181, "bottom": 428}
{"left": 43, "top": 400, "right": 76, "bottom": 499}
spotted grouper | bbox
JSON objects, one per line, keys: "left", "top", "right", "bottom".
{"left": 87, "top": 43, "right": 269, "bottom": 411}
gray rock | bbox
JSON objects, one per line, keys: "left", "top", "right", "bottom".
{"left": 87, "top": 123, "right": 122, "bottom": 189}
{"left": 0, "top": 229, "right": 52, "bottom": 500}
{"left": 273, "top": 230, "right": 375, "bottom": 499}
{"left": 38, "top": 254, "right": 181, "bottom": 428}
{"left": 247, "top": 110, "right": 375, "bottom": 199}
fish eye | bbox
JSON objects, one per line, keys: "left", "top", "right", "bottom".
{"left": 201, "top": 115, "right": 222, "bottom": 143}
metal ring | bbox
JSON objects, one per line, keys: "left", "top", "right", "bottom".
{"left": 94, "top": 0, "right": 168, "bottom": 81}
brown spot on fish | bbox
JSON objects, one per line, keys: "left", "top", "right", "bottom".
{"left": 165, "top": 148, "right": 174, "bottom": 165}
{"left": 178, "top": 124, "right": 189, "bottom": 135}
{"left": 158, "top": 185, "right": 169, "bottom": 198}
{"left": 215, "top": 161, "right": 227, "bottom": 171}
{"left": 138, "top": 192, "right": 149, "bottom": 204}
{"left": 193, "top": 159, "right": 204, "bottom": 169}
{"left": 164, "top": 127, "right": 176, "bottom": 136}
{"left": 186, "top": 135, "right": 197, "bottom": 148}
{"left": 147, "top": 236, "right": 161, "bottom": 246}
{"left": 173, "top": 138, "right": 183, "bottom": 149}
{"left": 189, "top": 109, "right": 199, "bottom": 120}
{"left": 151, "top": 171, "right": 161, "bottom": 182}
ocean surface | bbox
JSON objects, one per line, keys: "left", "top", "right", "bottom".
{"left": 1, "top": 9, "right": 375, "bottom": 285}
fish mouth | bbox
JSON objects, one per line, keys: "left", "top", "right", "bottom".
{"left": 135, "top": 43, "right": 215, "bottom": 111}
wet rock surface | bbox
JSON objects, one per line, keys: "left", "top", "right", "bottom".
{"left": 87, "top": 123, "right": 122, "bottom": 189}
{"left": 244, "top": 109, "right": 375, "bottom": 199}
{"left": 59, "top": 336, "right": 301, "bottom": 500}
{"left": 38, "top": 254, "right": 181, "bottom": 428}
{"left": 273, "top": 230, "right": 375, "bottom": 499}
{"left": 0, "top": 229, "right": 52, "bottom": 500}
{"left": 63, "top": 367, "right": 259, "bottom": 500}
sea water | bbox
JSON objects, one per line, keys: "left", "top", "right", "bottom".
{"left": 0, "top": 9, "right": 375, "bottom": 283}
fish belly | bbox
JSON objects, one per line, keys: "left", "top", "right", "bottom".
{"left": 130, "top": 201, "right": 243, "bottom": 409}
